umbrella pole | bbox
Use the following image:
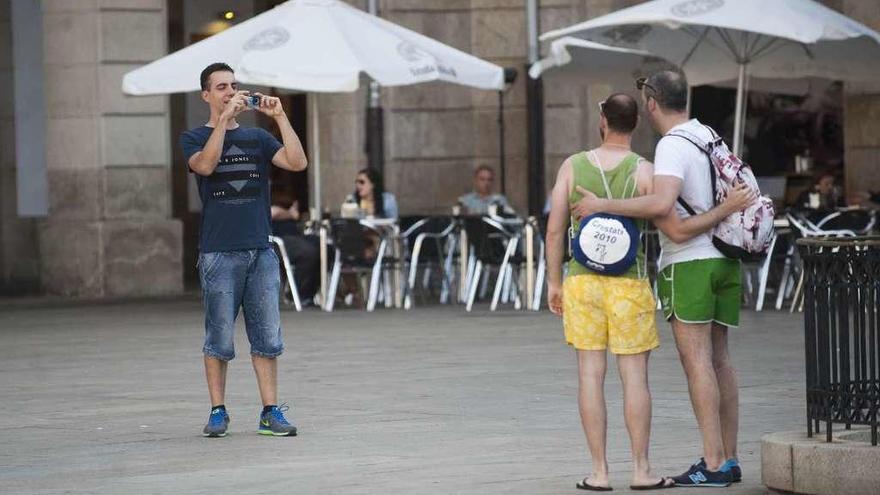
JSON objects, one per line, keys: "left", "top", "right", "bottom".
{"left": 310, "top": 94, "right": 329, "bottom": 310}
{"left": 732, "top": 62, "right": 747, "bottom": 156}
{"left": 310, "top": 94, "right": 321, "bottom": 216}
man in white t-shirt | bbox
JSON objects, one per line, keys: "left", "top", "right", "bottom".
{"left": 571, "top": 70, "right": 754, "bottom": 487}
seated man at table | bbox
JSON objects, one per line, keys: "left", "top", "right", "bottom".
{"left": 458, "top": 165, "right": 514, "bottom": 216}
{"left": 271, "top": 189, "right": 321, "bottom": 304}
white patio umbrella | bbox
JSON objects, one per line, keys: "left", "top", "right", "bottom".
{"left": 529, "top": 37, "right": 669, "bottom": 83}
{"left": 530, "top": 36, "right": 829, "bottom": 98}
{"left": 123, "top": 0, "right": 503, "bottom": 214}
{"left": 539, "top": 0, "right": 880, "bottom": 155}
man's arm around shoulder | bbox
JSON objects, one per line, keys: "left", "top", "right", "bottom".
{"left": 571, "top": 174, "right": 683, "bottom": 221}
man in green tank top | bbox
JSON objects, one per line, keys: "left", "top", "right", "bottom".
{"left": 545, "top": 94, "right": 751, "bottom": 491}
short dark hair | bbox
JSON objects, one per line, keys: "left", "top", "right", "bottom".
{"left": 645, "top": 70, "right": 688, "bottom": 112}
{"left": 474, "top": 165, "right": 495, "bottom": 177}
{"left": 600, "top": 93, "right": 638, "bottom": 133}
{"left": 200, "top": 62, "right": 234, "bottom": 91}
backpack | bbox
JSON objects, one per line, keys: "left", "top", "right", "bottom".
{"left": 570, "top": 151, "right": 641, "bottom": 275}
{"left": 665, "top": 125, "right": 775, "bottom": 259}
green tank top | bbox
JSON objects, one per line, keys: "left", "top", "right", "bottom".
{"left": 567, "top": 151, "right": 646, "bottom": 279}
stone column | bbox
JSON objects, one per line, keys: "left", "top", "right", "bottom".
{"left": 471, "top": 0, "right": 528, "bottom": 211}
{"left": 0, "top": 0, "right": 41, "bottom": 295}
{"left": 841, "top": 1, "right": 880, "bottom": 199}
{"left": 314, "top": 90, "right": 366, "bottom": 216}
{"left": 379, "top": 1, "right": 480, "bottom": 214}
{"left": 39, "top": 0, "right": 181, "bottom": 297}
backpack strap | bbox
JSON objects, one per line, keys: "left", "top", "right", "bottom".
{"left": 660, "top": 129, "right": 719, "bottom": 215}
{"left": 676, "top": 195, "right": 698, "bottom": 216}
{"left": 701, "top": 124, "right": 726, "bottom": 146}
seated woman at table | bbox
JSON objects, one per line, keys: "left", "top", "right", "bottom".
{"left": 795, "top": 172, "right": 844, "bottom": 214}
{"left": 343, "top": 168, "right": 399, "bottom": 219}
{"left": 338, "top": 168, "right": 398, "bottom": 306}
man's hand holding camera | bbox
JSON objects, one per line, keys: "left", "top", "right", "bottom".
{"left": 221, "top": 91, "right": 286, "bottom": 121}
{"left": 220, "top": 90, "right": 251, "bottom": 121}
{"left": 252, "top": 93, "right": 285, "bottom": 119}
{"left": 216, "top": 89, "right": 306, "bottom": 172}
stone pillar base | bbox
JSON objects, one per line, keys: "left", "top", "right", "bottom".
{"left": 39, "top": 219, "right": 182, "bottom": 298}
{"left": 762, "top": 430, "right": 880, "bottom": 495}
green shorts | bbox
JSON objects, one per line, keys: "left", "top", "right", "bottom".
{"left": 657, "top": 258, "right": 741, "bottom": 327}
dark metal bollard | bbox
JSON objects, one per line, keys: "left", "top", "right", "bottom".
{"left": 799, "top": 237, "right": 880, "bottom": 445}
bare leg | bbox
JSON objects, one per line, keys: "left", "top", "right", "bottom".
{"left": 712, "top": 323, "right": 739, "bottom": 460}
{"left": 577, "top": 349, "right": 610, "bottom": 488}
{"left": 204, "top": 356, "right": 228, "bottom": 407}
{"left": 616, "top": 351, "right": 663, "bottom": 486}
{"left": 672, "top": 319, "right": 726, "bottom": 471}
{"left": 251, "top": 356, "right": 278, "bottom": 407}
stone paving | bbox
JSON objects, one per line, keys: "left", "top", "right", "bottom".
{"left": 0, "top": 300, "right": 805, "bottom": 494}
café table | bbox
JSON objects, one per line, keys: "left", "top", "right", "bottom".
{"left": 317, "top": 216, "right": 403, "bottom": 311}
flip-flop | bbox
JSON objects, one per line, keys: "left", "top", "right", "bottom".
{"left": 630, "top": 478, "right": 675, "bottom": 490}
{"left": 576, "top": 478, "right": 613, "bottom": 491}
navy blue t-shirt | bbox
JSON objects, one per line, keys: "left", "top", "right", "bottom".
{"left": 180, "top": 126, "right": 282, "bottom": 253}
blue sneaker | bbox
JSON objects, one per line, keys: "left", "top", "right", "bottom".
{"left": 696, "top": 458, "right": 742, "bottom": 483}
{"left": 721, "top": 459, "right": 742, "bottom": 483}
{"left": 672, "top": 459, "right": 732, "bottom": 487}
{"left": 258, "top": 404, "right": 297, "bottom": 436}
{"left": 203, "top": 407, "right": 229, "bottom": 437}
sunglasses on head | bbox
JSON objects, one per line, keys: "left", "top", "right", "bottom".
{"left": 636, "top": 77, "right": 658, "bottom": 97}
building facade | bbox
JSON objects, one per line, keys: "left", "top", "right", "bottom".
{"left": 1, "top": 0, "right": 879, "bottom": 297}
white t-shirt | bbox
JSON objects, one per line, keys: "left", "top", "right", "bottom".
{"left": 654, "top": 119, "right": 724, "bottom": 269}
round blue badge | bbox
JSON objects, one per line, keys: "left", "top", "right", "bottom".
{"left": 572, "top": 213, "right": 639, "bottom": 275}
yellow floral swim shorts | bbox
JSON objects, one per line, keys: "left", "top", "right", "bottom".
{"left": 562, "top": 273, "right": 659, "bottom": 355}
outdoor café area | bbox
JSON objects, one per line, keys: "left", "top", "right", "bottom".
{"left": 114, "top": 0, "right": 880, "bottom": 318}
{"left": 275, "top": 210, "right": 545, "bottom": 313}
{"left": 4, "top": 1, "right": 880, "bottom": 493}
{"left": 268, "top": 199, "right": 878, "bottom": 316}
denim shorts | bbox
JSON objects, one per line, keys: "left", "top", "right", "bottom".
{"left": 198, "top": 248, "right": 282, "bottom": 361}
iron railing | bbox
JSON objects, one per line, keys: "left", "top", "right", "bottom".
{"left": 799, "top": 237, "right": 880, "bottom": 445}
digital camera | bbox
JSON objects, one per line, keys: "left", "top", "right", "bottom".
{"left": 245, "top": 94, "right": 261, "bottom": 109}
